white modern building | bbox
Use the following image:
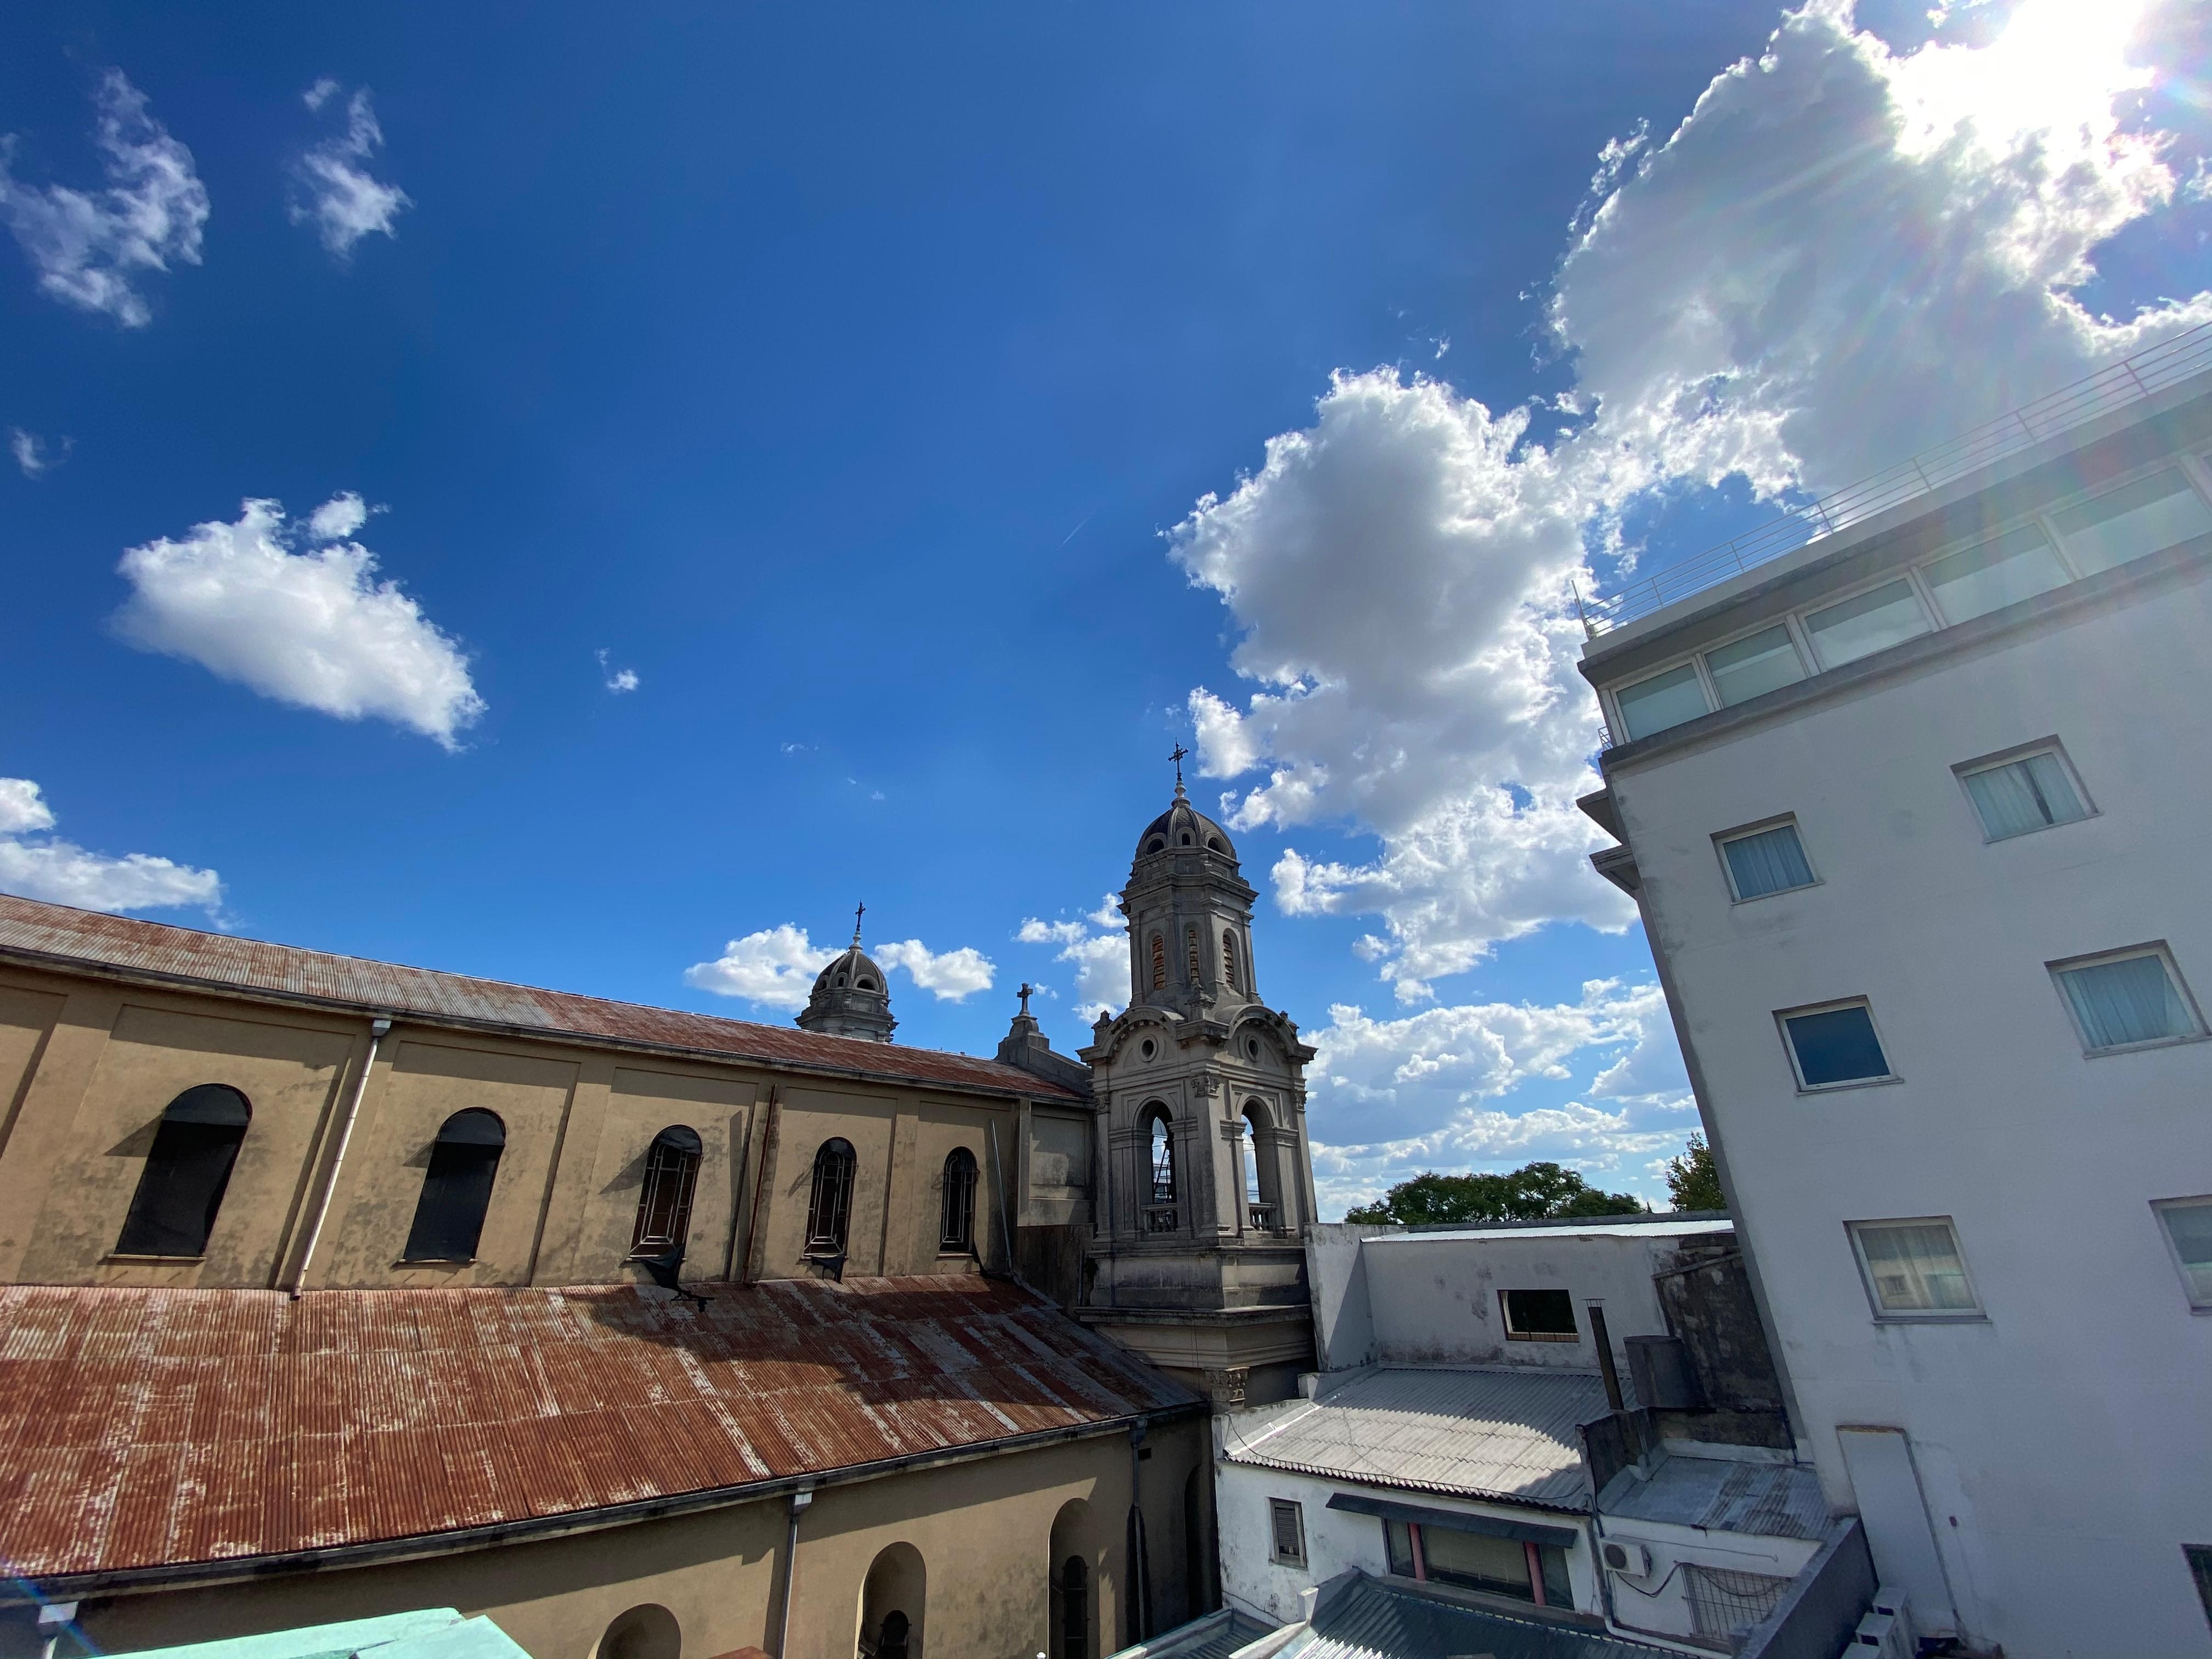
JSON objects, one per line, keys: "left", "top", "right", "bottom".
{"left": 1578, "top": 325, "right": 2212, "bottom": 1655}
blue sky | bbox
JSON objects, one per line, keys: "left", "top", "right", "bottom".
{"left": 3, "top": 0, "right": 2207, "bottom": 1212}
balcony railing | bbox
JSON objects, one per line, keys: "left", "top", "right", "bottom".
{"left": 1247, "top": 1203, "right": 1278, "bottom": 1231}
{"left": 1143, "top": 1205, "right": 1180, "bottom": 1234}
{"left": 1584, "top": 319, "right": 2212, "bottom": 636}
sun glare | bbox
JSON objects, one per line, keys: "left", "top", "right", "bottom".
{"left": 1894, "top": 0, "right": 2155, "bottom": 156}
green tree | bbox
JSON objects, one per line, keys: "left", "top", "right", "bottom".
{"left": 1663, "top": 1133, "right": 1726, "bottom": 1212}
{"left": 1342, "top": 1161, "right": 1645, "bottom": 1226}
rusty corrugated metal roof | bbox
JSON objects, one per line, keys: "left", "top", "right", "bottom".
{"left": 0, "top": 1277, "right": 1197, "bottom": 1585}
{"left": 0, "top": 893, "right": 1081, "bottom": 1101}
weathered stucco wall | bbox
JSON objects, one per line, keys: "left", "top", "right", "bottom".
{"left": 40, "top": 1419, "right": 1211, "bottom": 1659}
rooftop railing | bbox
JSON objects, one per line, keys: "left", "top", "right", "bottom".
{"left": 1584, "top": 318, "right": 2212, "bottom": 636}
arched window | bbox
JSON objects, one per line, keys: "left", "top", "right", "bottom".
{"left": 597, "top": 1603, "right": 680, "bottom": 1659}
{"left": 1243, "top": 1101, "right": 1280, "bottom": 1229}
{"left": 631, "top": 1126, "right": 703, "bottom": 1254}
{"left": 1058, "top": 1558, "right": 1088, "bottom": 1659}
{"left": 859, "top": 1542, "right": 925, "bottom": 1659}
{"left": 1149, "top": 933, "right": 1166, "bottom": 989}
{"left": 1222, "top": 930, "right": 1240, "bottom": 991}
{"left": 1186, "top": 926, "right": 1201, "bottom": 985}
{"left": 115, "top": 1084, "right": 251, "bottom": 1257}
{"left": 940, "top": 1147, "right": 978, "bottom": 1251}
{"left": 404, "top": 1109, "right": 505, "bottom": 1262}
{"left": 1145, "top": 1107, "right": 1175, "bottom": 1203}
{"left": 806, "top": 1137, "right": 856, "bottom": 1255}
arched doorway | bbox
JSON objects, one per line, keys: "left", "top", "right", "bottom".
{"left": 597, "top": 1604, "right": 680, "bottom": 1659}
{"left": 1048, "top": 1498, "right": 1098, "bottom": 1659}
{"left": 857, "top": 1541, "right": 926, "bottom": 1658}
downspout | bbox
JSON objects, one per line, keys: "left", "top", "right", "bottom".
{"left": 741, "top": 1086, "right": 780, "bottom": 1285}
{"left": 286, "top": 1015, "right": 391, "bottom": 1297}
{"left": 773, "top": 1487, "right": 812, "bottom": 1656}
{"left": 1126, "top": 1424, "right": 1153, "bottom": 1646}
{"left": 987, "top": 1119, "right": 1019, "bottom": 1281}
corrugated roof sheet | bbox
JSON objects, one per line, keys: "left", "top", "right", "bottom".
{"left": 1600, "top": 1454, "right": 1829, "bottom": 1543}
{"left": 0, "top": 1276, "right": 1197, "bottom": 1586}
{"left": 1221, "top": 1368, "right": 1607, "bottom": 1512}
{"left": 1107, "top": 1609, "right": 1278, "bottom": 1659}
{"left": 1286, "top": 1577, "right": 1669, "bottom": 1659}
{"left": 0, "top": 894, "right": 1080, "bottom": 1101}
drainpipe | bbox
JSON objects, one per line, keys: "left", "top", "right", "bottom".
{"left": 1126, "top": 1424, "right": 1153, "bottom": 1644}
{"left": 774, "top": 1487, "right": 813, "bottom": 1656}
{"left": 286, "top": 1016, "right": 391, "bottom": 1297}
{"left": 37, "top": 1602, "right": 77, "bottom": 1659}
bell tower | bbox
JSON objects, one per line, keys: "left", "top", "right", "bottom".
{"left": 1075, "top": 755, "right": 1319, "bottom": 1408}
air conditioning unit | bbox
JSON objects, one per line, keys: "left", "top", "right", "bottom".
{"left": 1601, "top": 1540, "right": 1652, "bottom": 1577}
{"left": 1850, "top": 1611, "right": 1912, "bottom": 1659}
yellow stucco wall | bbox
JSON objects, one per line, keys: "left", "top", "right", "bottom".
{"left": 0, "top": 964, "right": 1036, "bottom": 1291}
{"left": 66, "top": 1420, "right": 1213, "bottom": 1659}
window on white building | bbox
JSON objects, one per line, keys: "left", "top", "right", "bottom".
{"left": 1500, "top": 1288, "right": 1578, "bottom": 1342}
{"left": 2152, "top": 1198, "right": 2212, "bottom": 1310}
{"left": 1383, "top": 1518, "right": 1572, "bottom": 1608}
{"left": 2051, "top": 946, "right": 2205, "bottom": 1054}
{"left": 1705, "top": 624, "right": 1807, "bottom": 707}
{"left": 1718, "top": 820, "right": 1816, "bottom": 900}
{"left": 1920, "top": 522, "right": 2073, "bottom": 624}
{"left": 1957, "top": 745, "right": 2091, "bottom": 840}
{"left": 1779, "top": 1001, "right": 1893, "bottom": 1089}
{"left": 1803, "top": 578, "right": 1931, "bottom": 669}
{"left": 2049, "top": 467, "right": 2212, "bottom": 577}
{"left": 1615, "top": 662, "right": 1709, "bottom": 742}
{"left": 1849, "top": 1218, "right": 1979, "bottom": 1317}
{"left": 1268, "top": 1499, "right": 1306, "bottom": 1568}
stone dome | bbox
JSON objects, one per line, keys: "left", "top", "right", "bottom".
{"left": 1135, "top": 789, "right": 1236, "bottom": 862}
{"left": 812, "top": 946, "right": 885, "bottom": 998}
{"left": 796, "top": 921, "right": 896, "bottom": 1043}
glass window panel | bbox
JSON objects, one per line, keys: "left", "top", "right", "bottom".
{"left": 1855, "top": 1221, "right": 1976, "bottom": 1313}
{"left": 1705, "top": 625, "right": 1806, "bottom": 707}
{"left": 2056, "top": 953, "right": 2199, "bottom": 1050}
{"left": 2157, "top": 1201, "right": 2212, "bottom": 1306}
{"left": 1803, "top": 579, "right": 1931, "bottom": 668}
{"left": 1782, "top": 1005, "right": 1891, "bottom": 1086}
{"left": 1502, "top": 1288, "right": 1577, "bottom": 1337}
{"left": 1385, "top": 1520, "right": 1417, "bottom": 1578}
{"left": 1538, "top": 1545, "right": 1573, "bottom": 1609}
{"left": 1419, "top": 1526, "right": 1533, "bottom": 1600}
{"left": 1723, "top": 823, "right": 1815, "bottom": 899}
{"left": 2051, "top": 469, "right": 2212, "bottom": 576}
{"left": 1614, "top": 663, "right": 1709, "bottom": 742}
{"left": 1922, "top": 523, "right": 2072, "bottom": 623}
{"left": 1962, "top": 752, "right": 2087, "bottom": 840}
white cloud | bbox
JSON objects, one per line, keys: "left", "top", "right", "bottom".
{"left": 307, "top": 490, "right": 369, "bottom": 541}
{"left": 0, "top": 71, "right": 207, "bottom": 327}
{"left": 685, "top": 925, "right": 836, "bottom": 1010}
{"left": 875, "top": 939, "right": 996, "bottom": 1002}
{"left": 10, "top": 428, "right": 67, "bottom": 477}
{"left": 1017, "top": 894, "right": 1130, "bottom": 1020}
{"left": 1301, "top": 978, "right": 1694, "bottom": 1214}
{"left": 1176, "top": 0, "right": 2210, "bottom": 1003}
{"left": 112, "top": 495, "right": 485, "bottom": 749}
{"left": 596, "top": 648, "right": 640, "bottom": 693}
{"left": 291, "top": 82, "right": 410, "bottom": 258}
{"left": 0, "top": 778, "right": 221, "bottom": 915}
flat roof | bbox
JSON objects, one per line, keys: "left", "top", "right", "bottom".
{"left": 1221, "top": 1366, "right": 1610, "bottom": 1513}
{"left": 1367, "top": 1218, "right": 1732, "bottom": 1245}
{"left": 1600, "top": 1453, "right": 1828, "bottom": 1544}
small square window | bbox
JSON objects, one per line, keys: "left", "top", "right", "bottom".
{"left": 1718, "top": 820, "right": 1816, "bottom": 901}
{"left": 1613, "top": 663, "right": 1709, "bottom": 743}
{"left": 1779, "top": 1001, "right": 1894, "bottom": 1090}
{"left": 1803, "top": 579, "right": 1931, "bottom": 669}
{"left": 2153, "top": 1198, "right": 2212, "bottom": 1310}
{"left": 1956, "top": 744, "right": 2090, "bottom": 841}
{"left": 1849, "top": 1218, "right": 1980, "bottom": 1318}
{"left": 1501, "top": 1287, "right": 1578, "bottom": 1341}
{"left": 1705, "top": 625, "right": 1806, "bottom": 707}
{"left": 1268, "top": 1498, "right": 1307, "bottom": 1568}
{"left": 2051, "top": 947, "right": 2205, "bottom": 1054}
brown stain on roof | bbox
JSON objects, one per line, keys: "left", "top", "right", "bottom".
{"left": 0, "top": 893, "right": 1080, "bottom": 1101}
{"left": 0, "top": 1276, "right": 1197, "bottom": 1582}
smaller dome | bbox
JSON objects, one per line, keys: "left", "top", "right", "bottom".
{"left": 1135, "top": 793, "right": 1236, "bottom": 862}
{"left": 812, "top": 945, "right": 885, "bottom": 997}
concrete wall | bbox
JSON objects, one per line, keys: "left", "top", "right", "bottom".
{"left": 1212, "top": 1462, "right": 1597, "bottom": 1627}
{"left": 16, "top": 1419, "right": 1210, "bottom": 1659}
{"left": 0, "top": 966, "right": 1042, "bottom": 1291}
{"left": 1606, "top": 547, "right": 2212, "bottom": 1654}
{"left": 1594, "top": 1511, "right": 1820, "bottom": 1648}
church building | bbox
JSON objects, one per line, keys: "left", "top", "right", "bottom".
{"left": 0, "top": 781, "right": 1318, "bottom": 1659}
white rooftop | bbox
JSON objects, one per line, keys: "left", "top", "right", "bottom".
{"left": 1221, "top": 1366, "right": 1611, "bottom": 1511}
{"left": 1364, "top": 1218, "right": 1733, "bottom": 1245}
